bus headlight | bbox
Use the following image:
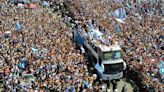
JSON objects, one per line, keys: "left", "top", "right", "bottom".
{"left": 123, "top": 61, "right": 127, "bottom": 70}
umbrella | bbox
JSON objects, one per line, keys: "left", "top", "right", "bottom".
{"left": 4, "top": 31, "right": 11, "bottom": 38}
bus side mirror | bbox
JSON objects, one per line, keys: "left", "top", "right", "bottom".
{"left": 123, "top": 61, "right": 127, "bottom": 70}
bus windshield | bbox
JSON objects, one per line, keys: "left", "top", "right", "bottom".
{"left": 103, "top": 63, "right": 123, "bottom": 74}
{"left": 103, "top": 50, "right": 122, "bottom": 60}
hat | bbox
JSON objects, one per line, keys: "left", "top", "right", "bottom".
{"left": 27, "top": 3, "right": 36, "bottom": 9}
{"left": 5, "top": 31, "right": 11, "bottom": 34}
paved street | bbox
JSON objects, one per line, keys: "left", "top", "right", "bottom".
{"left": 102, "top": 79, "right": 134, "bottom": 92}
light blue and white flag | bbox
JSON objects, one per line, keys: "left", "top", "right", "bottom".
{"left": 115, "top": 25, "right": 121, "bottom": 33}
{"left": 158, "top": 60, "right": 164, "bottom": 76}
{"left": 113, "top": 8, "right": 126, "bottom": 23}
{"left": 16, "top": 22, "right": 22, "bottom": 31}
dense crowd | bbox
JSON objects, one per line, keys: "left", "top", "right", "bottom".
{"left": 63, "top": 0, "right": 164, "bottom": 91}
{"left": 0, "top": 1, "right": 104, "bottom": 92}
{"left": 0, "top": 0, "right": 163, "bottom": 92}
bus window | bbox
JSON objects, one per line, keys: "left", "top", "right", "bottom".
{"left": 103, "top": 50, "right": 122, "bottom": 60}
{"left": 103, "top": 52, "right": 112, "bottom": 60}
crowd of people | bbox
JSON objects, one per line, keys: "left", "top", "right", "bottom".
{"left": 0, "top": 0, "right": 105, "bottom": 92}
{"left": 0, "top": 0, "right": 163, "bottom": 91}
{"left": 63, "top": 0, "right": 163, "bottom": 91}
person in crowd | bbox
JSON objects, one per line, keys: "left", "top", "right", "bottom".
{"left": 0, "top": 0, "right": 163, "bottom": 91}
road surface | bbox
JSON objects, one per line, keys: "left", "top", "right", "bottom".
{"left": 102, "top": 78, "right": 135, "bottom": 92}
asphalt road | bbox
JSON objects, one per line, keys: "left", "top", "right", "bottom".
{"left": 102, "top": 79, "right": 134, "bottom": 92}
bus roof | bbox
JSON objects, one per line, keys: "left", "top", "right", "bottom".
{"left": 97, "top": 43, "right": 121, "bottom": 52}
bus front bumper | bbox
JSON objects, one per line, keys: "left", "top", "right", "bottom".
{"left": 101, "top": 72, "right": 123, "bottom": 81}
